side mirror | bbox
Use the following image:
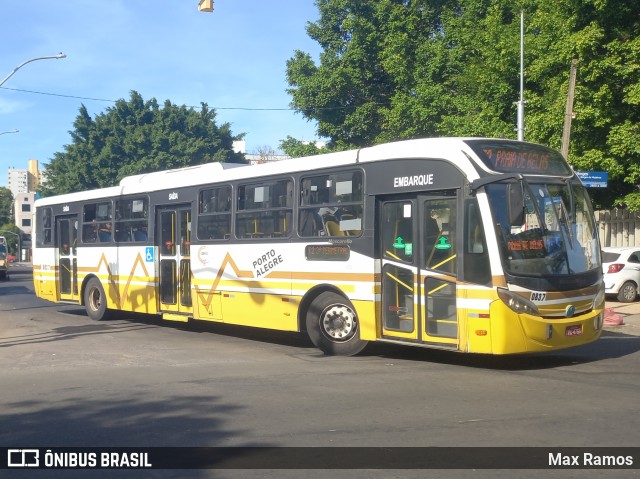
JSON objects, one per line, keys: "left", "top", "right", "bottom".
{"left": 507, "top": 183, "right": 525, "bottom": 226}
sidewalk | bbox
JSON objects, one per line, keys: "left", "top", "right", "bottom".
{"left": 604, "top": 300, "right": 640, "bottom": 336}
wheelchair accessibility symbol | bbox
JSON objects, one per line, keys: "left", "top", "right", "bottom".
{"left": 145, "top": 247, "right": 154, "bottom": 262}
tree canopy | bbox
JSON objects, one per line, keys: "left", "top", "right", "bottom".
{"left": 286, "top": 0, "right": 640, "bottom": 208}
{"left": 0, "top": 187, "right": 14, "bottom": 226}
{"left": 279, "top": 136, "right": 329, "bottom": 158}
{"left": 0, "top": 187, "right": 20, "bottom": 255}
{"left": 42, "top": 91, "right": 245, "bottom": 196}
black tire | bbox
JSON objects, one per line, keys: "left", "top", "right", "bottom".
{"left": 617, "top": 281, "right": 637, "bottom": 303}
{"left": 305, "top": 291, "right": 367, "bottom": 356}
{"left": 84, "top": 277, "right": 111, "bottom": 321}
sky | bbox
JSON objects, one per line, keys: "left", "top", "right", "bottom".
{"left": 0, "top": 0, "right": 322, "bottom": 188}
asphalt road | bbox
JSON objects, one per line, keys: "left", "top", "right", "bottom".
{"left": 1, "top": 265, "right": 639, "bottom": 479}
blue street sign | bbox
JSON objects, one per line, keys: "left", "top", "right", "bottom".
{"left": 576, "top": 171, "right": 608, "bottom": 188}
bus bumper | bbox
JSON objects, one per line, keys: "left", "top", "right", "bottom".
{"left": 488, "top": 300, "right": 604, "bottom": 354}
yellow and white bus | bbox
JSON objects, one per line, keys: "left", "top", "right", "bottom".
{"left": 32, "top": 138, "right": 604, "bottom": 355}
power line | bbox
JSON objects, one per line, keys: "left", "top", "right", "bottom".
{"left": 0, "top": 85, "right": 365, "bottom": 112}
{"left": 0, "top": 85, "right": 113, "bottom": 103}
{"left": 0, "top": 85, "right": 295, "bottom": 111}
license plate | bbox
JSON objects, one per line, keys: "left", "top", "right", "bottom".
{"left": 565, "top": 325, "right": 583, "bottom": 337}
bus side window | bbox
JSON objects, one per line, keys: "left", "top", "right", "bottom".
{"left": 197, "top": 186, "right": 231, "bottom": 241}
{"left": 236, "top": 180, "right": 292, "bottom": 240}
{"left": 115, "top": 197, "right": 149, "bottom": 243}
{"left": 463, "top": 199, "right": 491, "bottom": 286}
{"left": 299, "top": 170, "right": 363, "bottom": 238}
{"left": 299, "top": 209, "right": 323, "bottom": 237}
{"left": 83, "top": 224, "right": 97, "bottom": 243}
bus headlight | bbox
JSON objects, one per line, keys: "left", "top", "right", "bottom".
{"left": 592, "top": 284, "right": 605, "bottom": 310}
{"left": 594, "top": 311, "right": 603, "bottom": 331}
{"left": 497, "top": 287, "right": 540, "bottom": 315}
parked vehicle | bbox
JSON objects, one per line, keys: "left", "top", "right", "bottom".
{"left": 0, "top": 243, "right": 8, "bottom": 279}
{"left": 602, "top": 247, "right": 640, "bottom": 302}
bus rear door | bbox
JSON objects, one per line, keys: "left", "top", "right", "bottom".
{"left": 156, "top": 205, "right": 193, "bottom": 320}
{"left": 56, "top": 215, "right": 80, "bottom": 302}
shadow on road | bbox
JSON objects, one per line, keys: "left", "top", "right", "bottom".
{"left": 362, "top": 330, "right": 640, "bottom": 370}
{"left": 57, "top": 308, "right": 317, "bottom": 351}
{"left": 51, "top": 307, "right": 640, "bottom": 372}
{"left": 0, "top": 394, "right": 260, "bottom": 478}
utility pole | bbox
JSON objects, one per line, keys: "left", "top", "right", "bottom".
{"left": 561, "top": 59, "right": 578, "bottom": 160}
{"left": 515, "top": 10, "right": 525, "bottom": 141}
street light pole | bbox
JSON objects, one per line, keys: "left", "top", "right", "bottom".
{"left": 516, "top": 9, "right": 525, "bottom": 141}
{"left": 0, "top": 129, "right": 19, "bottom": 136}
{"left": 0, "top": 53, "right": 66, "bottom": 88}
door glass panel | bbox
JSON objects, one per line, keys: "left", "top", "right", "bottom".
{"left": 160, "top": 259, "right": 176, "bottom": 304}
{"left": 424, "top": 199, "right": 457, "bottom": 274}
{"left": 179, "top": 210, "right": 192, "bottom": 307}
{"left": 382, "top": 264, "right": 415, "bottom": 332}
{"left": 72, "top": 258, "right": 78, "bottom": 295}
{"left": 180, "top": 210, "right": 191, "bottom": 256}
{"left": 382, "top": 202, "right": 414, "bottom": 263}
{"left": 160, "top": 212, "right": 176, "bottom": 255}
{"left": 59, "top": 219, "right": 71, "bottom": 256}
{"left": 180, "top": 259, "right": 192, "bottom": 307}
{"left": 425, "top": 277, "right": 457, "bottom": 338}
{"left": 71, "top": 220, "right": 78, "bottom": 255}
{"left": 60, "top": 258, "right": 71, "bottom": 294}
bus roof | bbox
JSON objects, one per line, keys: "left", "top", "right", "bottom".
{"left": 33, "top": 137, "right": 552, "bottom": 206}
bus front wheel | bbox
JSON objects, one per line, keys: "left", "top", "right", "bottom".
{"left": 306, "top": 292, "right": 367, "bottom": 356}
{"left": 84, "top": 278, "right": 110, "bottom": 321}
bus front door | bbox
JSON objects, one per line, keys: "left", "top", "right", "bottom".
{"left": 56, "top": 216, "right": 79, "bottom": 302}
{"left": 420, "top": 195, "right": 458, "bottom": 346}
{"left": 157, "top": 205, "right": 193, "bottom": 318}
{"left": 379, "top": 195, "right": 458, "bottom": 348}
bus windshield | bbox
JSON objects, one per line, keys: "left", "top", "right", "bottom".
{"left": 486, "top": 179, "right": 601, "bottom": 276}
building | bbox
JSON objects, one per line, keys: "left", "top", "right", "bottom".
{"left": 232, "top": 140, "right": 290, "bottom": 165}
{"left": 8, "top": 159, "right": 40, "bottom": 197}
{"left": 13, "top": 191, "right": 34, "bottom": 261}
{"left": 6, "top": 159, "right": 40, "bottom": 262}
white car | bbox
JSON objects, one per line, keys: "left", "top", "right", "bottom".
{"left": 602, "top": 247, "right": 640, "bottom": 302}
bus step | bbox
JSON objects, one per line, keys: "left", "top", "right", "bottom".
{"left": 162, "top": 313, "right": 190, "bottom": 322}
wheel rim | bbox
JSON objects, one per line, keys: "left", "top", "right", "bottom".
{"left": 622, "top": 284, "right": 636, "bottom": 301}
{"left": 88, "top": 286, "right": 103, "bottom": 312}
{"left": 320, "top": 303, "right": 357, "bottom": 342}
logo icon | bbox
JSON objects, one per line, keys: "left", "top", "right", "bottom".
{"left": 8, "top": 449, "right": 40, "bottom": 468}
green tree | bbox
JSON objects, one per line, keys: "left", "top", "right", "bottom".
{"left": 41, "top": 91, "right": 246, "bottom": 196}
{"left": 0, "top": 188, "right": 19, "bottom": 255}
{"left": 287, "top": 0, "right": 640, "bottom": 208}
{"left": 279, "top": 136, "right": 329, "bottom": 158}
{"left": 0, "top": 187, "right": 14, "bottom": 226}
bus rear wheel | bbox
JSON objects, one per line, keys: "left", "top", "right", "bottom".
{"left": 306, "top": 292, "right": 367, "bottom": 356}
{"left": 84, "top": 277, "right": 111, "bottom": 321}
